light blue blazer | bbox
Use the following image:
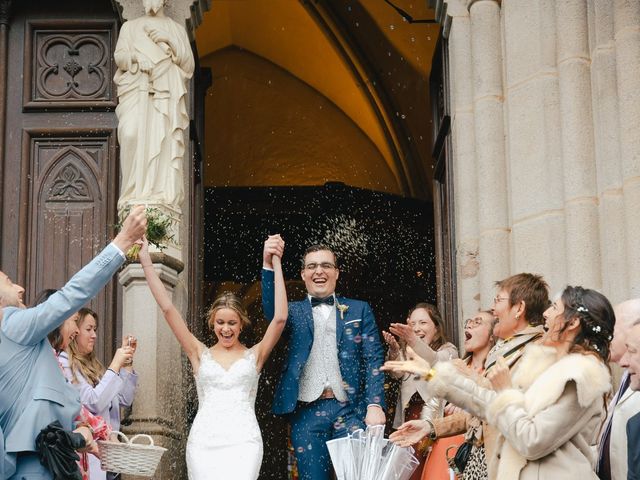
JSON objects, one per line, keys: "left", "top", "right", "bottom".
{"left": 0, "top": 243, "right": 125, "bottom": 478}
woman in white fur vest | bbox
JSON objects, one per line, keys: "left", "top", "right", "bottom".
{"left": 383, "top": 285, "right": 614, "bottom": 480}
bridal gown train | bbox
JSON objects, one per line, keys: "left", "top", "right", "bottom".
{"left": 186, "top": 348, "right": 263, "bottom": 479}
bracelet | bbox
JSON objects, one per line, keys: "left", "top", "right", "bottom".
{"left": 422, "top": 368, "right": 436, "bottom": 381}
{"left": 422, "top": 418, "right": 437, "bottom": 440}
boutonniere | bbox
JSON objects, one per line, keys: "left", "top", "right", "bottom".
{"left": 336, "top": 301, "right": 349, "bottom": 320}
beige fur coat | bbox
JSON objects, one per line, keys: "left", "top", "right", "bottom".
{"left": 425, "top": 344, "right": 611, "bottom": 480}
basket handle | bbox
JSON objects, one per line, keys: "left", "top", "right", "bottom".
{"left": 129, "top": 434, "right": 155, "bottom": 446}
{"left": 110, "top": 431, "right": 130, "bottom": 443}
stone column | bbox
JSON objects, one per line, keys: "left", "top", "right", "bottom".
{"left": 449, "top": 13, "right": 481, "bottom": 324}
{"left": 614, "top": 0, "right": 640, "bottom": 297}
{"left": 468, "top": 0, "right": 510, "bottom": 305}
{"left": 111, "top": 2, "right": 204, "bottom": 479}
{"left": 119, "top": 257, "right": 187, "bottom": 479}
{"left": 591, "top": 0, "right": 627, "bottom": 302}
{"left": 556, "top": 0, "right": 600, "bottom": 288}
{"left": 502, "top": 0, "right": 566, "bottom": 293}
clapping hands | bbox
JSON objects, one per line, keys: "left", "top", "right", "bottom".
{"left": 487, "top": 356, "right": 512, "bottom": 391}
{"left": 381, "top": 346, "right": 432, "bottom": 378}
{"left": 388, "top": 322, "right": 419, "bottom": 348}
{"left": 382, "top": 330, "right": 400, "bottom": 359}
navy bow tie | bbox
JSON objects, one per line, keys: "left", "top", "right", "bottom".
{"left": 310, "top": 296, "right": 334, "bottom": 307}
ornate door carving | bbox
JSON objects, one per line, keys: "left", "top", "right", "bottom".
{"left": 1, "top": 0, "right": 120, "bottom": 360}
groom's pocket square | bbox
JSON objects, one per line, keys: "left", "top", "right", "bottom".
{"left": 344, "top": 319, "right": 361, "bottom": 325}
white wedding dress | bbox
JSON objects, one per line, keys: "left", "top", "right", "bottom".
{"left": 186, "top": 348, "right": 263, "bottom": 479}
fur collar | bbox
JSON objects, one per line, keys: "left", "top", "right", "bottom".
{"left": 511, "top": 343, "right": 611, "bottom": 416}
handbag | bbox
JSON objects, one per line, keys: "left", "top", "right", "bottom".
{"left": 446, "top": 439, "right": 473, "bottom": 474}
{"left": 446, "top": 423, "right": 481, "bottom": 476}
{"left": 35, "top": 421, "right": 85, "bottom": 480}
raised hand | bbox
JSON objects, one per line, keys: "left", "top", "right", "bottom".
{"left": 262, "top": 234, "right": 285, "bottom": 269}
{"left": 389, "top": 419, "right": 431, "bottom": 447}
{"left": 487, "top": 356, "right": 512, "bottom": 391}
{"left": 389, "top": 322, "right": 419, "bottom": 348}
{"left": 109, "top": 346, "right": 134, "bottom": 372}
{"left": 381, "top": 346, "right": 432, "bottom": 378}
{"left": 114, "top": 205, "right": 147, "bottom": 253}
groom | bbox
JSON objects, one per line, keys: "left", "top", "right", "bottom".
{"left": 262, "top": 237, "right": 386, "bottom": 479}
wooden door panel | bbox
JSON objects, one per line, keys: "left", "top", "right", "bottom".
{"left": 23, "top": 19, "right": 117, "bottom": 109}
{"left": 23, "top": 129, "right": 117, "bottom": 358}
{"left": 1, "top": 0, "right": 120, "bottom": 361}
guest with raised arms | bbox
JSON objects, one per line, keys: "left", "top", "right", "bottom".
{"left": 384, "top": 286, "right": 614, "bottom": 480}
{"left": 383, "top": 273, "right": 548, "bottom": 478}
{"left": 262, "top": 240, "right": 386, "bottom": 480}
{"left": 392, "top": 311, "right": 497, "bottom": 480}
{"left": 139, "top": 234, "right": 288, "bottom": 480}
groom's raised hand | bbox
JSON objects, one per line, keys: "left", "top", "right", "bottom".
{"left": 262, "top": 234, "right": 285, "bottom": 269}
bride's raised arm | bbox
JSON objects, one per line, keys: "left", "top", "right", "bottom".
{"left": 255, "top": 235, "right": 287, "bottom": 371}
{"left": 139, "top": 237, "right": 204, "bottom": 369}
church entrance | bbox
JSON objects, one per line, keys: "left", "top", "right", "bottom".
{"left": 202, "top": 183, "right": 435, "bottom": 478}
{"left": 193, "top": 2, "right": 446, "bottom": 478}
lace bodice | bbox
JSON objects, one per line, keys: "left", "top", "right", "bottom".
{"left": 188, "top": 348, "right": 262, "bottom": 449}
{"left": 195, "top": 348, "right": 259, "bottom": 407}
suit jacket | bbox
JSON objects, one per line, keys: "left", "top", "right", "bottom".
{"left": 627, "top": 410, "right": 640, "bottom": 480}
{"left": 0, "top": 243, "right": 125, "bottom": 477}
{"left": 598, "top": 374, "right": 640, "bottom": 480}
{"left": 261, "top": 268, "right": 385, "bottom": 416}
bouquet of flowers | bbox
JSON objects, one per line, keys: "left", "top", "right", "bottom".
{"left": 118, "top": 207, "right": 174, "bottom": 260}
{"left": 326, "top": 425, "right": 420, "bottom": 480}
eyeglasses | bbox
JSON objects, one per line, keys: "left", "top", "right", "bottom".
{"left": 304, "top": 262, "right": 336, "bottom": 271}
{"left": 464, "top": 317, "right": 484, "bottom": 328}
{"left": 493, "top": 296, "right": 509, "bottom": 304}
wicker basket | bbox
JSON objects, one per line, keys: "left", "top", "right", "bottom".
{"left": 98, "top": 431, "right": 167, "bottom": 477}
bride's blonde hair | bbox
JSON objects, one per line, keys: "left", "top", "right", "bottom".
{"left": 207, "top": 292, "right": 251, "bottom": 331}
{"left": 67, "top": 308, "right": 105, "bottom": 386}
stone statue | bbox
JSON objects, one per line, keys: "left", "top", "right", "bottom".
{"left": 114, "top": 0, "right": 194, "bottom": 210}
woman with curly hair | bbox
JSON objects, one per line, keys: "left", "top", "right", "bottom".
{"left": 384, "top": 285, "right": 614, "bottom": 480}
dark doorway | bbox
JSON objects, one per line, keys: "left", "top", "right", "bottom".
{"left": 202, "top": 182, "right": 436, "bottom": 479}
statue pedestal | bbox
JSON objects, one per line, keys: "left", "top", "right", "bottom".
{"left": 118, "top": 257, "right": 188, "bottom": 479}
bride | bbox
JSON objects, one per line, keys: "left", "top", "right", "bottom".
{"left": 139, "top": 234, "right": 287, "bottom": 480}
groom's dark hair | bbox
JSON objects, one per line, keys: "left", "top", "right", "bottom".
{"left": 301, "top": 244, "right": 338, "bottom": 268}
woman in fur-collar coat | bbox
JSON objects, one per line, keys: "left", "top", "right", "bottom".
{"left": 383, "top": 285, "right": 614, "bottom": 480}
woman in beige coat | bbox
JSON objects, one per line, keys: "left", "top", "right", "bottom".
{"left": 384, "top": 285, "right": 614, "bottom": 480}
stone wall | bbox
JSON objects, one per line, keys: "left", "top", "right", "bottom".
{"left": 440, "top": 0, "right": 640, "bottom": 328}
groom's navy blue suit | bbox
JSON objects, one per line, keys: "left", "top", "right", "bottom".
{"left": 262, "top": 268, "right": 385, "bottom": 479}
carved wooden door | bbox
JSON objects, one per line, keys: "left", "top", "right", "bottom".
{"left": 0, "top": 0, "right": 120, "bottom": 359}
